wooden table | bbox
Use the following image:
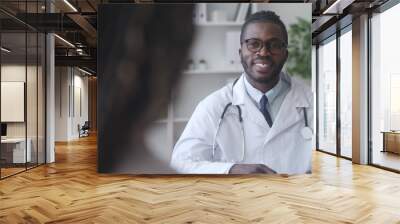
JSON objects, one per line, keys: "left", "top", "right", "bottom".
{"left": 381, "top": 131, "right": 400, "bottom": 154}
{"left": 0, "top": 138, "right": 31, "bottom": 164}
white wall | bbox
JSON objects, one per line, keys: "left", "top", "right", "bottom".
{"left": 55, "top": 66, "right": 69, "bottom": 141}
{"left": 72, "top": 72, "right": 89, "bottom": 138}
{"left": 1, "top": 65, "right": 26, "bottom": 135}
{"left": 1, "top": 65, "right": 38, "bottom": 137}
{"left": 55, "top": 67, "right": 89, "bottom": 141}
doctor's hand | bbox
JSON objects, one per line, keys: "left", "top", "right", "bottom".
{"left": 228, "top": 164, "right": 276, "bottom": 174}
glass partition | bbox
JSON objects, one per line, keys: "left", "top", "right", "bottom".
{"left": 1, "top": 30, "right": 28, "bottom": 177}
{"left": 317, "top": 35, "right": 337, "bottom": 155}
{"left": 26, "top": 0, "right": 36, "bottom": 170}
{"left": 27, "top": 30, "right": 38, "bottom": 169}
{"left": 0, "top": 1, "right": 46, "bottom": 179}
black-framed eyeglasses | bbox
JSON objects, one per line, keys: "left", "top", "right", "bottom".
{"left": 242, "top": 38, "right": 287, "bottom": 54}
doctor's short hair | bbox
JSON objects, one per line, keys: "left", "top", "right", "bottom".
{"left": 240, "top": 10, "right": 288, "bottom": 45}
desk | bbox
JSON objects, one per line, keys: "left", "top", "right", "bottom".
{"left": 1, "top": 138, "right": 31, "bottom": 163}
{"left": 381, "top": 131, "right": 400, "bottom": 155}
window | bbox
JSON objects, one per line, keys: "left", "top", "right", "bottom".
{"left": 317, "top": 35, "right": 337, "bottom": 154}
{"left": 370, "top": 3, "right": 400, "bottom": 171}
{"left": 339, "top": 27, "right": 352, "bottom": 158}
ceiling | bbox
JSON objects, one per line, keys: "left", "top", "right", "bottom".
{"left": 0, "top": 0, "right": 107, "bottom": 73}
{"left": 309, "top": 0, "right": 389, "bottom": 43}
{"left": 0, "top": 0, "right": 393, "bottom": 74}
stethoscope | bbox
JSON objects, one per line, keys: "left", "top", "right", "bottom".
{"left": 211, "top": 78, "right": 313, "bottom": 161}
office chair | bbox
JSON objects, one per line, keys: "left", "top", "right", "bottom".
{"left": 79, "top": 121, "right": 90, "bottom": 138}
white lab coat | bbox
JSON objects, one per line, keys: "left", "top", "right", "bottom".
{"left": 170, "top": 73, "right": 313, "bottom": 174}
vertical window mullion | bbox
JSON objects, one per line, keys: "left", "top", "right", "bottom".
{"left": 25, "top": 0, "right": 28, "bottom": 171}
{"left": 36, "top": 0, "right": 39, "bottom": 167}
{"left": 0, "top": 24, "right": 2, "bottom": 179}
{"left": 316, "top": 44, "right": 320, "bottom": 150}
{"left": 336, "top": 28, "right": 341, "bottom": 157}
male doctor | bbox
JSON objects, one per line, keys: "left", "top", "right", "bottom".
{"left": 171, "top": 10, "right": 313, "bottom": 174}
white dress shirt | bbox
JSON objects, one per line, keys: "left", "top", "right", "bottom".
{"left": 243, "top": 72, "right": 291, "bottom": 122}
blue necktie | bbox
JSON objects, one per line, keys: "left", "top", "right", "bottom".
{"left": 260, "top": 95, "right": 273, "bottom": 127}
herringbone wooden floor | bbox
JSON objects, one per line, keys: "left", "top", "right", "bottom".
{"left": 1, "top": 135, "right": 400, "bottom": 224}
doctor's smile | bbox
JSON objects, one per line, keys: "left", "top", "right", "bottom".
{"left": 171, "top": 10, "right": 313, "bottom": 175}
{"left": 253, "top": 58, "right": 273, "bottom": 72}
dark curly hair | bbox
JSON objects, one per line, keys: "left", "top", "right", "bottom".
{"left": 240, "top": 10, "right": 288, "bottom": 44}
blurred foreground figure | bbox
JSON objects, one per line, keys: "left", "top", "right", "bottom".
{"left": 98, "top": 4, "right": 194, "bottom": 173}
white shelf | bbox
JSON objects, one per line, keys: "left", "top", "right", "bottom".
{"left": 154, "top": 119, "right": 168, "bottom": 123}
{"left": 195, "top": 21, "right": 243, "bottom": 27}
{"left": 183, "top": 69, "right": 243, "bottom": 75}
{"left": 174, "top": 118, "right": 190, "bottom": 122}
